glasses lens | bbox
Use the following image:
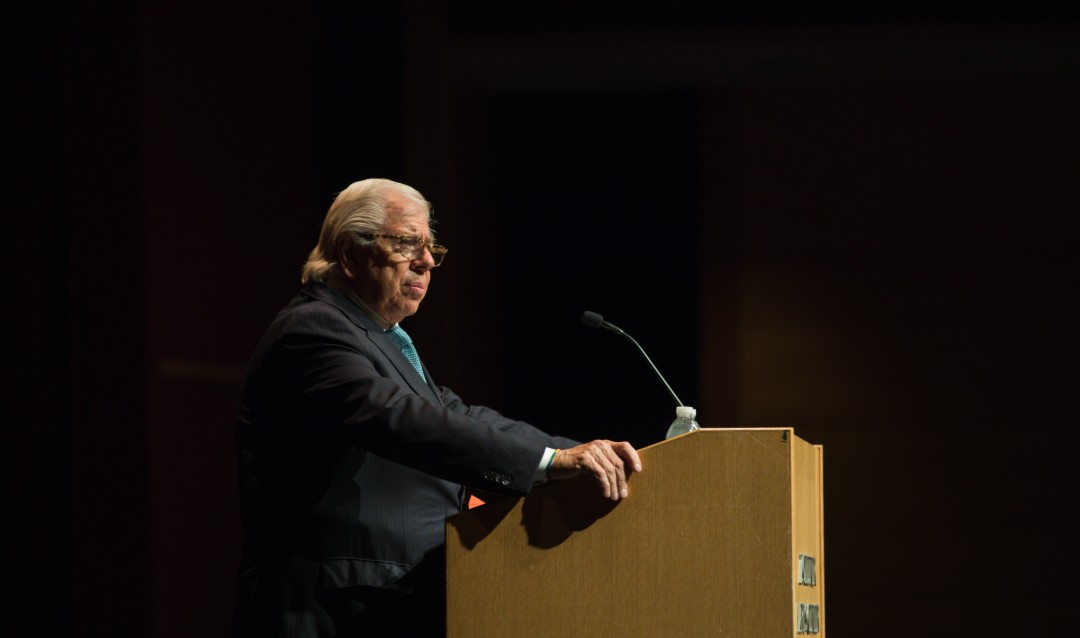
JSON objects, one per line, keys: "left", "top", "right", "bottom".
{"left": 430, "top": 247, "right": 446, "bottom": 267}
{"left": 393, "top": 237, "right": 419, "bottom": 259}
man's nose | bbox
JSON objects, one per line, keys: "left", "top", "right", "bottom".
{"left": 411, "top": 248, "right": 435, "bottom": 271}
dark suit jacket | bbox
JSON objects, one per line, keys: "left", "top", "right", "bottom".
{"left": 234, "top": 282, "right": 576, "bottom": 635}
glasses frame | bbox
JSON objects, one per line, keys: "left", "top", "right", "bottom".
{"left": 357, "top": 232, "right": 448, "bottom": 267}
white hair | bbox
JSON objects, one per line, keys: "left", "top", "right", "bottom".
{"left": 300, "top": 178, "right": 432, "bottom": 284}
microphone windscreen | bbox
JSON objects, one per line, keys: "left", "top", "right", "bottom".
{"left": 581, "top": 311, "right": 604, "bottom": 328}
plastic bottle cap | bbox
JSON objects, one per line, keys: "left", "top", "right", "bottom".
{"left": 675, "top": 406, "right": 697, "bottom": 419}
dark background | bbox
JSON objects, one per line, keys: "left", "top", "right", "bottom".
{"left": 8, "top": 2, "right": 1079, "bottom": 636}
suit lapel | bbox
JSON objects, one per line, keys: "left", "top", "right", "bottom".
{"left": 370, "top": 329, "right": 441, "bottom": 401}
{"left": 302, "top": 282, "right": 443, "bottom": 403}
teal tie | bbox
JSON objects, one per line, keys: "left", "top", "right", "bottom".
{"left": 388, "top": 325, "right": 426, "bottom": 382}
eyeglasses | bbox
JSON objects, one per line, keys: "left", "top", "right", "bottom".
{"left": 358, "top": 233, "right": 448, "bottom": 267}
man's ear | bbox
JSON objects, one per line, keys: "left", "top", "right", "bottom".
{"left": 337, "top": 243, "right": 356, "bottom": 279}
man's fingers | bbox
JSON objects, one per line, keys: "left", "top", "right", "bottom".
{"left": 612, "top": 440, "right": 643, "bottom": 474}
{"left": 550, "top": 440, "right": 641, "bottom": 501}
{"left": 597, "top": 443, "right": 627, "bottom": 500}
{"left": 595, "top": 440, "right": 641, "bottom": 500}
{"left": 601, "top": 447, "right": 620, "bottom": 500}
{"left": 587, "top": 442, "right": 621, "bottom": 500}
{"left": 583, "top": 444, "right": 614, "bottom": 499}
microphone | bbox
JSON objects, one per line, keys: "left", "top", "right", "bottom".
{"left": 581, "top": 310, "right": 684, "bottom": 407}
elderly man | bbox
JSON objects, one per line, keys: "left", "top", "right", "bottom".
{"left": 233, "top": 178, "right": 641, "bottom": 636}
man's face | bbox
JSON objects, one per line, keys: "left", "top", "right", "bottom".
{"left": 347, "top": 192, "right": 435, "bottom": 325}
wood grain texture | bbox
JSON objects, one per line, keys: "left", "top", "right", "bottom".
{"left": 447, "top": 428, "right": 825, "bottom": 637}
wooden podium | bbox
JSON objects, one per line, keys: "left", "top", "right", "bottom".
{"left": 445, "top": 428, "right": 825, "bottom": 637}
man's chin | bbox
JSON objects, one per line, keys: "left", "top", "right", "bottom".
{"left": 396, "top": 300, "right": 422, "bottom": 320}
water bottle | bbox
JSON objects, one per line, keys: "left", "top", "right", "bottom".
{"left": 665, "top": 406, "right": 700, "bottom": 439}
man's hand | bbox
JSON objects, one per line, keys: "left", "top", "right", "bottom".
{"left": 549, "top": 440, "right": 642, "bottom": 501}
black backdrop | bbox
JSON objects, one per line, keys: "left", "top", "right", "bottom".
{"left": 9, "top": 2, "right": 1080, "bottom": 637}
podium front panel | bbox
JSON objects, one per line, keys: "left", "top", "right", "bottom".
{"left": 446, "top": 428, "right": 824, "bottom": 638}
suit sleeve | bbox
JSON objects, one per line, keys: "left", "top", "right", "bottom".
{"left": 438, "top": 386, "right": 581, "bottom": 450}
{"left": 254, "top": 306, "right": 556, "bottom": 495}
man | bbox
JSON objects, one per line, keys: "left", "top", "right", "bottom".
{"left": 234, "top": 178, "right": 641, "bottom": 636}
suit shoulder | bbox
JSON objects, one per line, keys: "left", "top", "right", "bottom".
{"left": 275, "top": 292, "right": 368, "bottom": 334}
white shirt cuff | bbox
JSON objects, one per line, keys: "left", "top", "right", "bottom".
{"left": 533, "top": 447, "right": 556, "bottom": 484}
